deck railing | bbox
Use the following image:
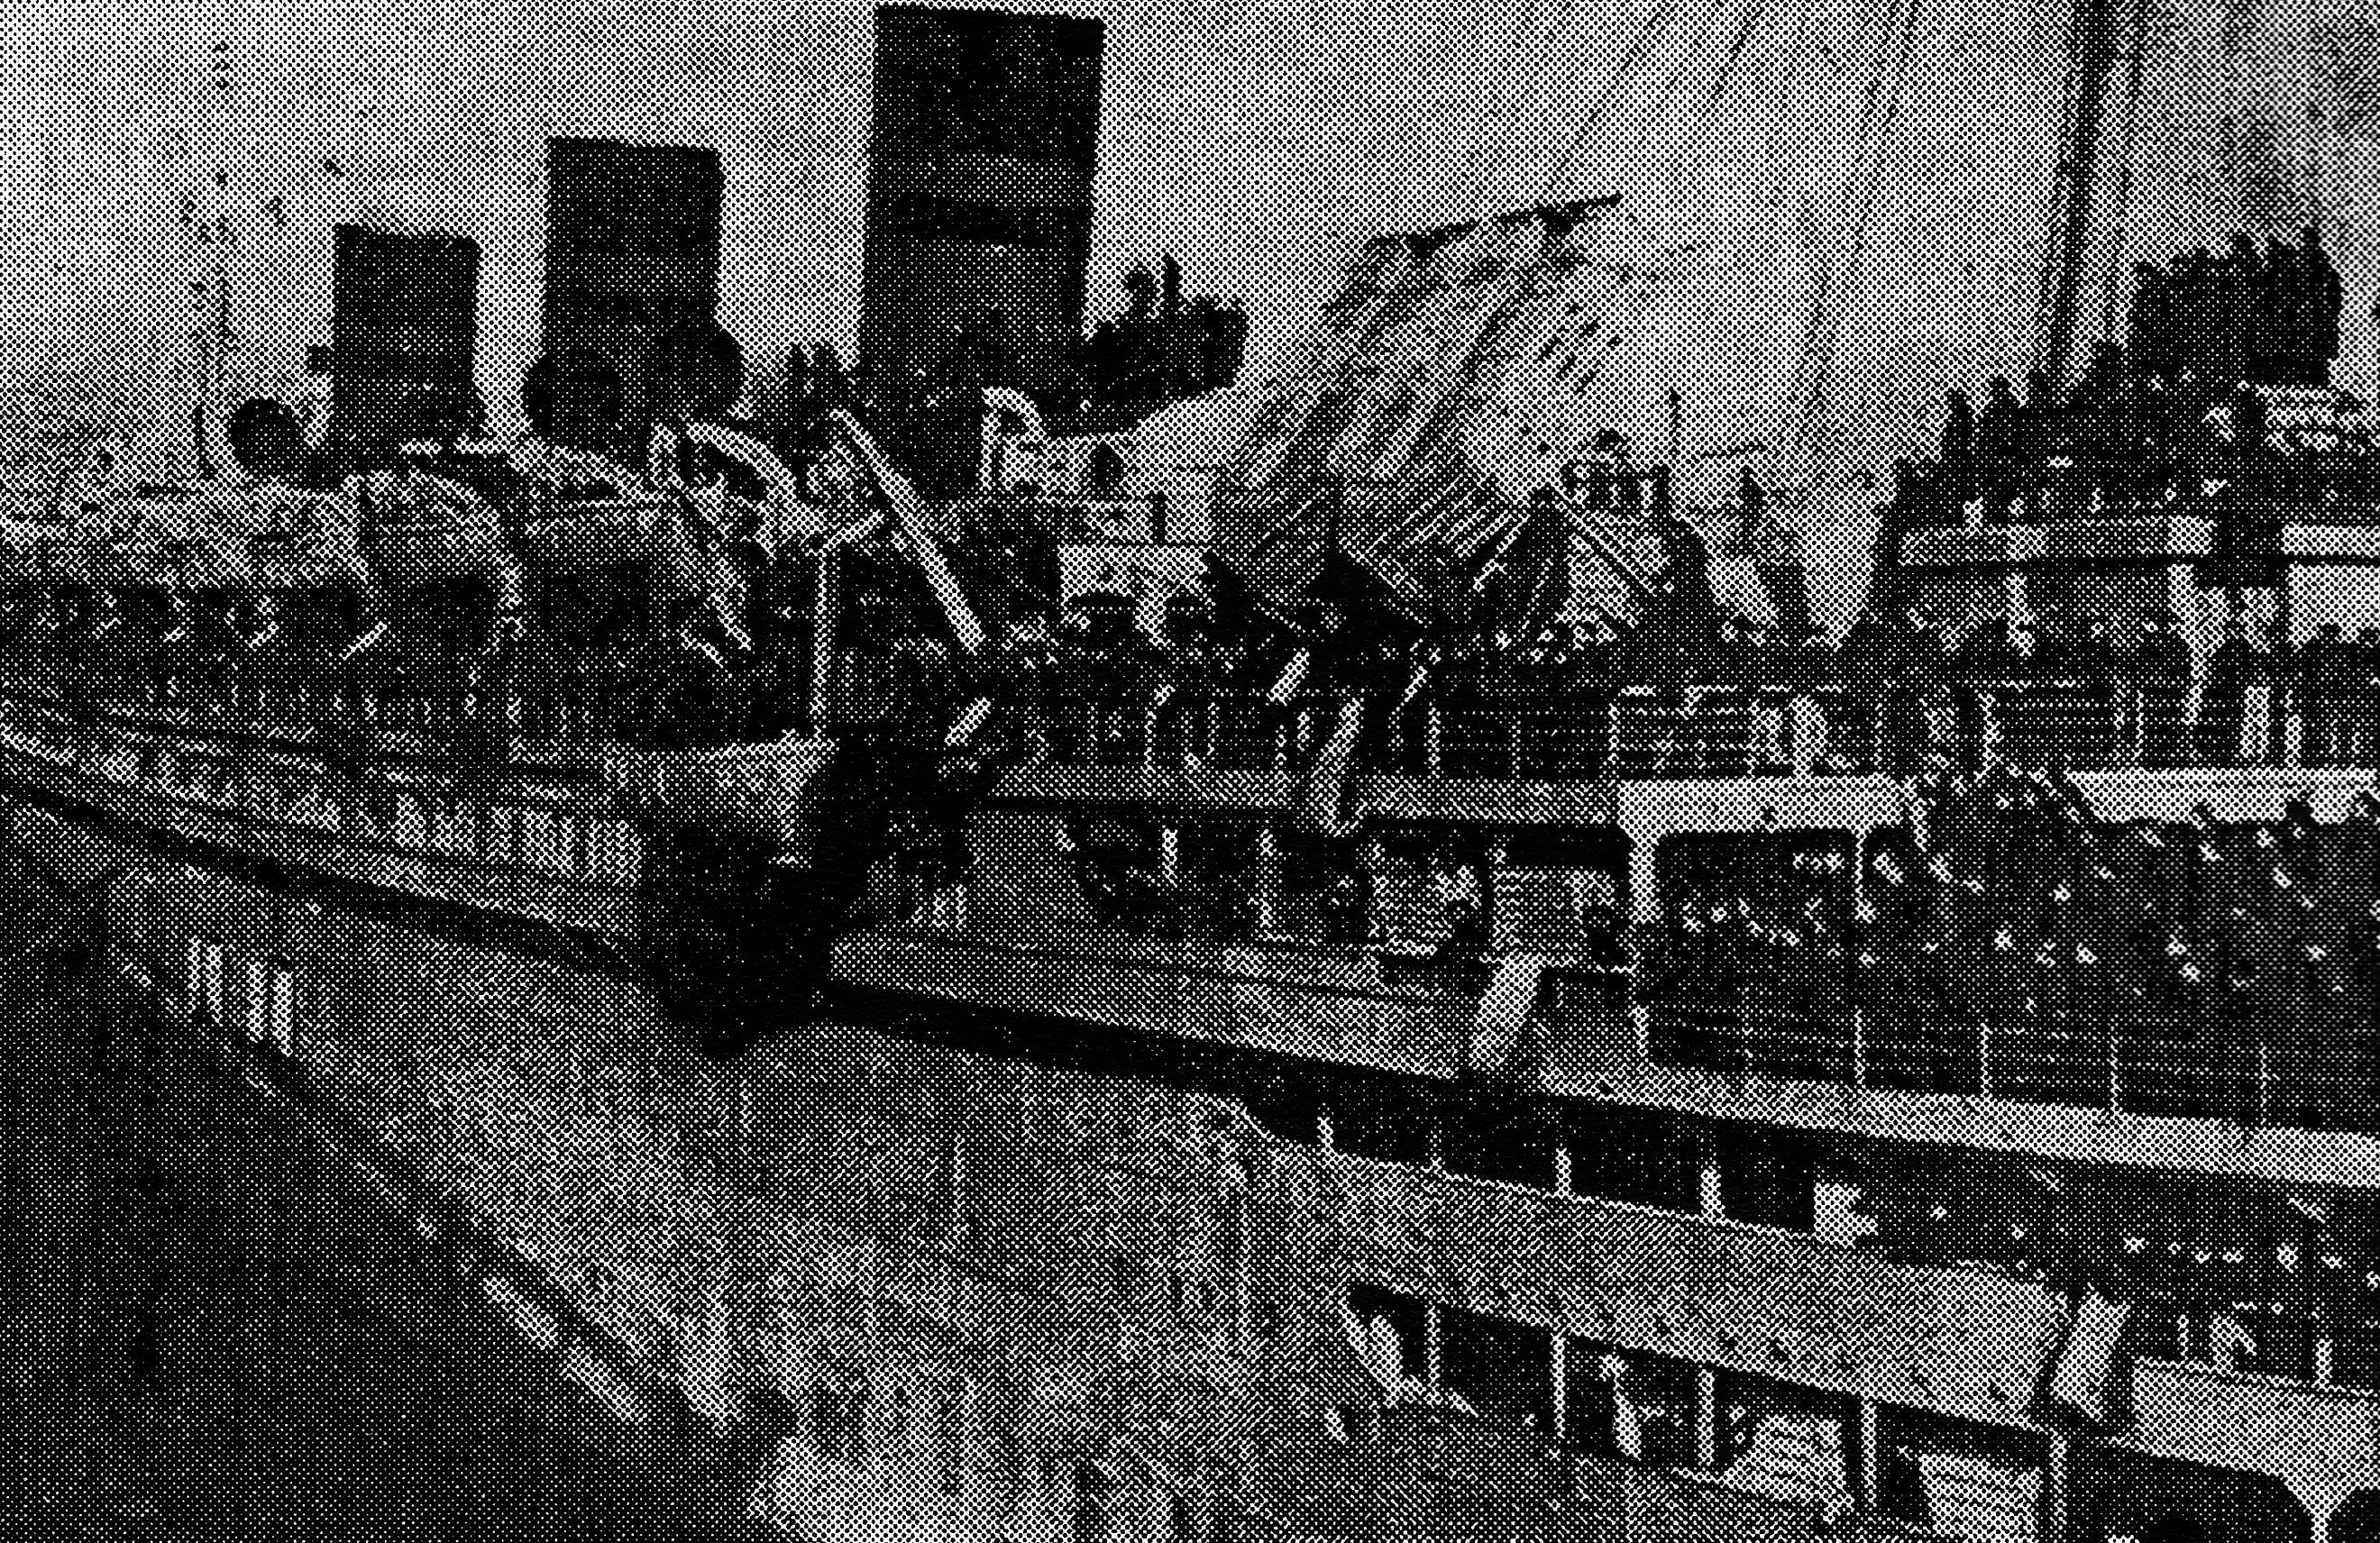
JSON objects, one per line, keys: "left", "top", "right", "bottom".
{"left": 1024, "top": 671, "right": 2378, "bottom": 783}
{"left": 1258, "top": 1403, "right": 1962, "bottom": 1543}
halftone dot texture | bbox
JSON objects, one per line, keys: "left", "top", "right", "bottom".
{"left": 3, "top": 2, "right": 2380, "bottom": 1542}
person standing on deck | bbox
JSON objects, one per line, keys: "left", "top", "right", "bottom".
{"left": 1975, "top": 377, "right": 2025, "bottom": 517}
{"left": 214, "top": 399, "right": 344, "bottom": 723}
{"left": 2066, "top": 616, "right": 2119, "bottom": 767}
{"left": 1939, "top": 390, "right": 1978, "bottom": 507}
{"left": 1839, "top": 610, "right": 1895, "bottom": 772}
{"left": 2129, "top": 616, "right": 2192, "bottom": 766}
{"left": 2128, "top": 261, "right": 2175, "bottom": 380}
{"left": 2199, "top": 616, "right": 2264, "bottom": 766}
{"left": 2301, "top": 624, "right": 2348, "bottom": 766}
{"left": 2304, "top": 226, "right": 2346, "bottom": 384}
{"left": 2346, "top": 627, "right": 2380, "bottom": 766}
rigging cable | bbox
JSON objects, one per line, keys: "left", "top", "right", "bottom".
{"left": 2036, "top": 0, "right": 2128, "bottom": 387}
{"left": 1707, "top": 0, "right": 1770, "bottom": 111}
{"left": 2094, "top": 0, "right": 2156, "bottom": 348}
{"left": 1540, "top": 0, "right": 1680, "bottom": 204}
{"left": 1776, "top": 0, "right": 1907, "bottom": 417}
{"left": 1619, "top": 0, "right": 1728, "bottom": 231}
{"left": 1787, "top": 0, "right": 1928, "bottom": 478}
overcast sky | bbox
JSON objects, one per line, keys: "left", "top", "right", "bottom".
{"left": 0, "top": 0, "right": 2373, "bottom": 481}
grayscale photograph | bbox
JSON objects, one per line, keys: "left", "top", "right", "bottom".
{"left": 0, "top": 2, "right": 2375, "bottom": 1540}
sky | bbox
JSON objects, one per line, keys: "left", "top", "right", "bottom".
{"left": 0, "top": 0, "right": 2372, "bottom": 483}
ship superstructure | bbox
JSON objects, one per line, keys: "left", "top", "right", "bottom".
{"left": 3, "top": 8, "right": 2380, "bottom": 1543}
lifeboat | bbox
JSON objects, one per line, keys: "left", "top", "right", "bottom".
{"left": 355, "top": 466, "right": 517, "bottom": 597}
{"left": 207, "top": 479, "right": 374, "bottom": 598}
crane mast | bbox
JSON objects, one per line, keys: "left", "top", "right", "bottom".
{"left": 2035, "top": 0, "right": 2127, "bottom": 388}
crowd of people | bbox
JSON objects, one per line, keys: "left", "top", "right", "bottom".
{"left": 36, "top": 329, "right": 2380, "bottom": 795}
{"left": 2128, "top": 227, "right": 2346, "bottom": 388}
{"left": 1883, "top": 229, "right": 2352, "bottom": 539}
{"left": 1830, "top": 607, "right": 2380, "bottom": 774}
{"left": 1064, "top": 257, "right": 1250, "bottom": 430}
{"left": 1651, "top": 761, "right": 2380, "bottom": 1134}
{"left": 984, "top": 579, "right": 2380, "bottom": 787}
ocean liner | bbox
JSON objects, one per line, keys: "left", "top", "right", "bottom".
{"left": 5, "top": 6, "right": 2380, "bottom": 1543}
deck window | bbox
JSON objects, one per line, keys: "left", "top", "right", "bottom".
{"left": 244, "top": 955, "right": 269, "bottom": 1045}
{"left": 1346, "top": 1283, "right": 1429, "bottom": 1387}
{"left": 433, "top": 799, "right": 476, "bottom": 858}
{"left": 1439, "top": 1305, "right": 1555, "bottom": 1436}
{"left": 1563, "top": 1342, "right": 1698, "bottom": 1467}
{"left": 269, "top": 961, "right": 296, "bottom": 1057}
{"left": 391, "top": 793, "right": 429, "bottom": 850}
{"left": 484, "top": 803, "right": 517, "bottom": 865}
{"left": 187, "top": 936, "right": 226, "bottom": 1028}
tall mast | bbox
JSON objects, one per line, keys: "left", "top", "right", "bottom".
{"left": 2092, "top": 0, "right": 2154, "bottom": 349}
{"left": 2034, "top": 0, "right": 2124, "bottom": 387}
{"left": 190, "top": 35, "right": 238, "bottom": 478}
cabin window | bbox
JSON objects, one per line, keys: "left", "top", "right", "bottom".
{"left": 243, "top": 955, "right": 270, "bottom": 1045}
{"left": 1711, "top": 1372, "right": 1856, "bottom": 1498}
{"left": 1365, "top": 829, "right": 1489, "bottom": 952}
{"left": 483, "top": 803, "right": 517, "bottom": 865}
{"left": 1062, "top": 818, "right": 1167, "bottom": 932}
{"left": 1494, "top": 830, "right": 1629, "bottom": 963}
{"left": 269, "top": 961, "right": 297, "bottom": 1058}
{"left": 391, "top": 792, "right": 429, "bottom": 850}
{"left": 1331, "top": 1076, "right": 1438, "bottom": 1166}
{"left": 1176, "top": 822, "right": 1262, "bottom": 936}
{"left": 1273, "top": 831, "right": 1366, "bottom": 944}
{"left": 1873, "top": 1407, "right": 2047, "bottom": 1540}
{"left": 1346, "top": 1283, "right": 1429, "bottom": 1388}
{"left": 1442, "top": 1100, "right": 1560, "bottom": 1190}
{"left": 187, "top": 936, "right": 226, "bottom": 1029}
{"left": 1440, "top": 1305, "right": 1555, "bottom": 1436}
{"left": 1563, "top": 1105, "right": 1700, "bottom": 1212}
{"left": 1563, "top": 1342, "right": 1698, "bottom": 1467}
{"left": 1718, "top": 1127, "right": 1821, "bottom": 1232}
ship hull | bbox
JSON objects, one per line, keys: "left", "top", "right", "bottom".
{"left": 1, "top": 687, "right": 2374, "bottom": 1543}
{"left": 0, "top": 772, "right": 1327, "bottom": 1540}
